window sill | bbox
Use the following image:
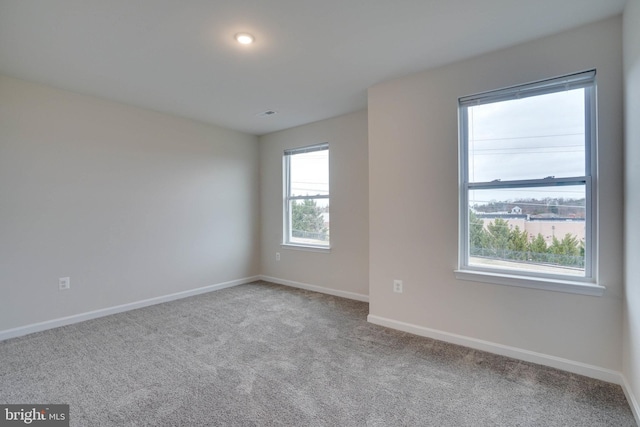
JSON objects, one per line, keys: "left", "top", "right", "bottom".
{"left": 281, "top": 243, "right": 331, "bottom": 253}
{"left": 454, "top": 269, "right": 605, "bottom": 296}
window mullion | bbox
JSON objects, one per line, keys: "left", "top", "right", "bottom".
{"left": 289, "top": 195, "right": 330, "bottom": 201}
{"left": 468, "top": 177, "right": 587, "bottom": 190}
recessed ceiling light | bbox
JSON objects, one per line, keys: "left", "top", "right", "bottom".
{"left": 235, "top": 33, "right": 254, "bottom": 45}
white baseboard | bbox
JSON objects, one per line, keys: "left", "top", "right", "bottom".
{"left": 621, "top": 375, "right": 640, "bottom": 425}
{"left": 259, "top": 275, "right": 369, "bottom": 302}
{"left": 367, "top": 314, "right": 622, "bottom": 385}
{"left": 0, "top": 276, "right": 260, "bottom": 342}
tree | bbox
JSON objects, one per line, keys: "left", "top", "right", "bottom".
{"left": 549, "top": 233, "right": 581, "bottom": 267}
{"left": 291, "top": 199, "right": 326, "bottom": 235}
{"left": 528, "top": 233, "right": 548, "bottom": 263}
{"left": 508, "top": 226, "right": 528, "bottom": 260}
{"left": 469, "top": 211, "right": 488, "bottom": 252}
{"left": 550, "top": 233, "right": 580, "bottom": 256}
{"left": 468, "top": 215, "right": 584, "bottom": 269}
{"left": 528, "top": 233, "right": 548, "bottom": 253}
{"left": 486, "top": 218, "right": 510, "bottom": 255}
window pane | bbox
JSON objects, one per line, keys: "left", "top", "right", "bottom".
{"left": 288, "top": 199, "right": 329, "bottom": 246}
{"left": 469, "top": 185, "right": 586, "bottom": 276}
{"left": 290, "top": 150, "right": 329, "bottom": 197}
{"left": 467, "top": 89, "right": 585, "bottom": 183}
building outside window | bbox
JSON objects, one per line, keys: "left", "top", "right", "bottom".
{"left": 283, "top": 143, "right": 330, "bottom": 248}
{"left": 457, "top": 70, "right": 598, "bottom": 288}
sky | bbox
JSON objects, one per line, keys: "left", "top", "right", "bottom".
{"left": 467, "top": 88, "right": 587, "bottom": 207}
{"left": 289, "top": 150, "right": 329, "bottom": 209}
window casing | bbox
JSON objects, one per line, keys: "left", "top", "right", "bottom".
{"left": 283, "top": 143, "right": 330, "bottom": 248}
{"left": 457, "top": 70, "right": 602, "bottom": 294}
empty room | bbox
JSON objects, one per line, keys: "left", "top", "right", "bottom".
{"left": 1, "top": 1, "right": 640, "bottom": 425}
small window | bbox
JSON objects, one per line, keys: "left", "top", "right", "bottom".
{"left": 458, "top": 70, "right": 597, "bottom": 286}
{"left": 283, "top": 143, "right": 330, "bottom": 248}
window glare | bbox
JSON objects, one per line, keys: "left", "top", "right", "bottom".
{"left": 468, "top": 89, "right": 585, "bottom": 183}
{"left": 290, "top": 151, "right": 329, "bottom": 196}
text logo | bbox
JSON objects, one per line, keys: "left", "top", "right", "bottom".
{"left": 0, "top": 405, "right": 69, "bottom": 427}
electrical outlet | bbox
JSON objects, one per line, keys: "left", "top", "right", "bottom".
{"left": 59, "top": 277, "right": 70, "bottom": 291}
{"left": 393, "top": 279, "right": 403, "bottom": 293}
{"left": 276, "top": 252, "right": 280, "bottom": 261}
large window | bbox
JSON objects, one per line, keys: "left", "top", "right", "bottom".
{"left": 283, "top": 143, "right": 330, "bottom": 248}
{"left": 457, "top": 70, "right": 599, "bottom": 292}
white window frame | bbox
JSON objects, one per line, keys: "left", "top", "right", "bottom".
{"left": 455, "top": 70, "right": 605, "bottom": 296}
{"left": 283, "top": 143, "right": 330, "bottom": 250}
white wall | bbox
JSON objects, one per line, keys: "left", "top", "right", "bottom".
{"left": 368, "top": 17, "right": 624, "bottom": 371}
{"left": 259, "top": 110, "right": 369, "bottom": 299}
{"left": 0, "top": 75, "right": 260, "bottom": 331}
{"left": 623, "top": 0, "right": 640, "bottom": 418}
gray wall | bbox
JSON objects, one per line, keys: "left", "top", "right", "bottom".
{"left": 368, "top": 17, "right": 623, "bottom": 371}
{"left": 623, "top": 0, "right": 640, "bottom": 416}
{"left": 0, "top": 75, "right": 260, "bottom": 331}
{"left": 259, "top": 110, "right": 369, "bottom": 299}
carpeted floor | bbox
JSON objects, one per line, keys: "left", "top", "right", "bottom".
{"left": 0, "top": 281, "right": 635, "bottom": 426}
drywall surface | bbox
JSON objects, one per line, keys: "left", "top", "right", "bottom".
{"left": 368, "top": 17, "right": 623, "bottom": 370}
{"left": 259, "top": 111, "right": 369, "bottom": 298}
{"left": 0, "top": 75, "right": 260, "bottom": 331}
{"left": 623, "top": 0, "right": 640, "bottom": 416}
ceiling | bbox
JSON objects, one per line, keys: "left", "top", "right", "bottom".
{"left": 0, "top": 0, "right": 627, "bottom": 135}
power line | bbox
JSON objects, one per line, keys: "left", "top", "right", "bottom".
{"left": 472, "top": 150, "right": 583, "bottom": 155}
{"left": 470, "top": 144, "right": 583, "bottom": 151}
{"left": 471, "top": 133, "right": 583, "bottom": 142}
